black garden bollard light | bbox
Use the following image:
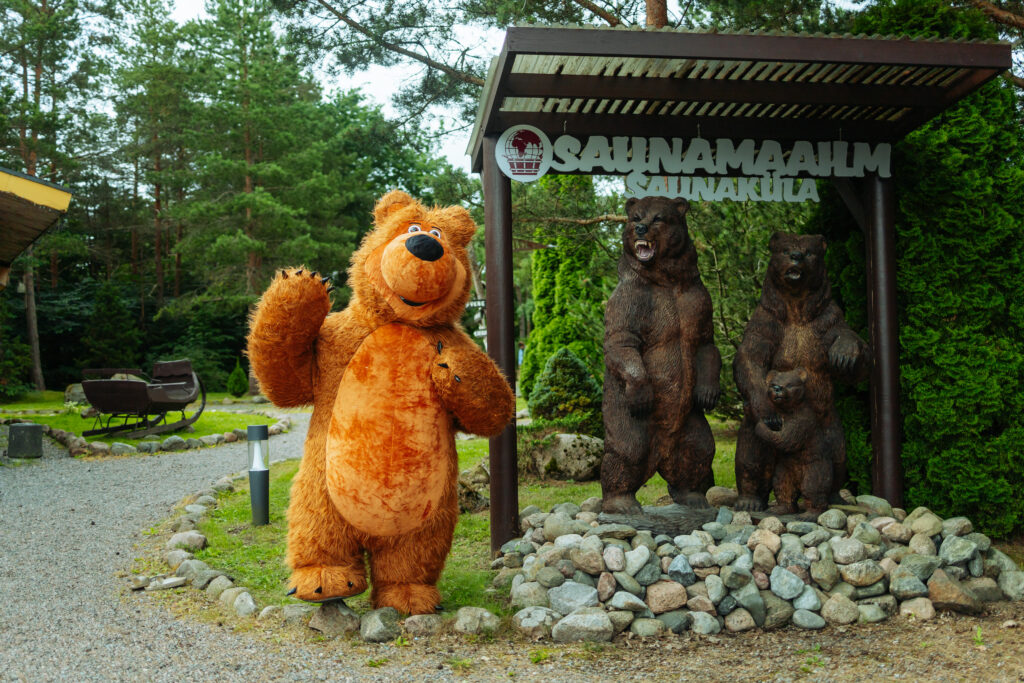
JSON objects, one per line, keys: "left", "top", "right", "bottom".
{"left": 247, "top": 425, "right": 270, "bottom": 526}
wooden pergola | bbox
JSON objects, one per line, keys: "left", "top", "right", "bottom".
{"left": 0, "top": 166, "right": 72, "bottom": 289}
{"left": 467, "top": 26, "right": 1012, "bottom": 552}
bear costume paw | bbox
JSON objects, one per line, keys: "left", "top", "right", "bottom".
{"left": 288, "top": 564, "right": 367, "bottom": 602}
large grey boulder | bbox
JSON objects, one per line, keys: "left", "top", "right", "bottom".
{"left": 548, "top": 581, "right": 599, "bottom": 615}
{"left": 453, "top": 607, "right": 500, "bottom": 635}
{"left": 531, "top": 434, "right": 604, "bottom": 481}
{"left": 309, "top": 602, "right": 360, "bottom": 636}
{"left": 551, "top": 608, "right": 614, "bottom": 642}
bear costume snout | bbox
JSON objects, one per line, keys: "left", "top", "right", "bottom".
{"left": 405, "top": 232, "right": 444, "bottom": 261}
{"left": 378, "top": 230, "right": 458, "bottom": 308}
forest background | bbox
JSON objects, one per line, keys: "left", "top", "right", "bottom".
{"left": 1, "top": 0, "right": 1023, "bottom": 533}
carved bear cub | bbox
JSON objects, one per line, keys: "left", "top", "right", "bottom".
{"left": 601, "top": 196, "right": 721, "bottom": 514}
{"left": 754, "top": 369, "right": 834, "bottom": 516}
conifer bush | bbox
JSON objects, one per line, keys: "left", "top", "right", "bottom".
{"left": 527, "top": 347, "right": 603, "bottom": 437}
{"left": 226, "top": 358, "right": 249, "bottom": 398}
{"left": 811, "top": 0, "right": 1024, "bottom": 536}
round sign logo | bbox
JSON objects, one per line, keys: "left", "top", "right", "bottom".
{"left": 496, "top": 125, "right": 551, "bottom": 182}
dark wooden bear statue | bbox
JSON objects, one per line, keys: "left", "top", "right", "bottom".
{"left": 753, "top": 369, "right": 837, "bottom": 516}
{"left": 601, "top": 196, "right": 721, "bottom": 514}
{"left": 733, "top": 232, "right": 869, "bottom": 514}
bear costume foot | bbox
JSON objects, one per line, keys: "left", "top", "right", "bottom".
{"left": 734, "top": 494, "right": 766, "bottom": 512}
{"left": 601, "top": 493, "right": 643, "bottom": 515}
{"left": 289, "top": 565, "right": 367, "bottom": 602}
{"left": 372, "top": 582, "right": 441, "bottom": 615}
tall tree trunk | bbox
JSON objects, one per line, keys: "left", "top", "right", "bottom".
{"left": 24, "top": 246, "right": 45, "bottom": 391}
{"left": 646, "top": 0, "right": 667, "bottom": 27}
{"left": 242, "top": 46, "right": 258, "bottom": 294}
{"left": 153, "top": 134, "right": 164, "bottom": 308}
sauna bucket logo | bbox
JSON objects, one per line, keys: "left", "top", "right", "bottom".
{"left": 497, "top": 125, "right": 551, "bottom": 181}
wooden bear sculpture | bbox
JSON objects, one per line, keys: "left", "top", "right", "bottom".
{"left": 247, "top": 190, "right": 515, "bottom": 614}
{"left": 601, "top": 196, "right": 721, "bottom": 514}
{"left": 733, "top": 232, "right": 869, "bottom": 515}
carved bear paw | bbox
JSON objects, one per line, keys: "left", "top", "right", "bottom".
{"left": 734, "top": 495, "right": 767, "bottom": 512}
{"left": 828, "top": 332, "right": 864, "bottom": 375}
{"left": 625, "top": 380, "right": 654, "bottom": 417}
{"left": 695, "top": 384, "right": 721, "bottom": 412}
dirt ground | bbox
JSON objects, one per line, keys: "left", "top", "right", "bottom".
{"left": 153, "top": 588, "right": 1024, "bottom": 682}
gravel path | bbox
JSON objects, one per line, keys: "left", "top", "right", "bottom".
{"left": 0, "top": 417, "right": 327, "bottom": 682}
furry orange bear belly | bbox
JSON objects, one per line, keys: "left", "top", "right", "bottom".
{"left": 325, "top": 323, "right": 454, "bottom": 537}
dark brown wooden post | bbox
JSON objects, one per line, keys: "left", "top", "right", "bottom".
{"left": 482, "top": 134, "right": 519, "bottom": 554}
{"left": 865, "top": 173, "right": 903, "bottom": 506}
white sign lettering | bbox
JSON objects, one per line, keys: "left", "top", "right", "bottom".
{"left": 496, "top": 125, "right": 892, "bottom": 203}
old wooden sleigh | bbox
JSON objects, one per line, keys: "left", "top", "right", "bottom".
{"left": 81, "top": 360, "right": 206, "bottom": 439}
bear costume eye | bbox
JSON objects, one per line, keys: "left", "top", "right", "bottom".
{"left": 429, "top": 228, "right": 442, "bottom": 238}
{"left": 407, "top": 224, "right": 421, "bottom": 233}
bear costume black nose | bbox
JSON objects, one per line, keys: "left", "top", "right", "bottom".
{"left": 406, "top": 233, "right": 443, "bottom": 261}
{"left": 635, "top": 224, "right": 648, "bottom": 236}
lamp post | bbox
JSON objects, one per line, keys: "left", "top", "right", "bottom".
{"left": 247, "top": 425, "right": 270, "bottom": 526}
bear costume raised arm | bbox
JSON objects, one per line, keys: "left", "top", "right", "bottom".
{"left": 247, "top": 190, "right": 515, "bottom": 614}
{"left": 601, "top": 196, "right": 722, "bottom": 515}
{"left": 733, "top": 232, "right": 869, "bottom": 513}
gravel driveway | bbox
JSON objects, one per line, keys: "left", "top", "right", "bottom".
{"left": 0, "top": 417, "right": 325, "bottom": 682}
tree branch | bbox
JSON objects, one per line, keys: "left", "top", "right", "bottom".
{"left": 313, "top": 0, "right": 485, "bottom": 86}
{"left": 528, "top": 213, "right": 626, "bottom": 225}
{"left": 969, "top": 0, "right": 1024, "bottom": 30}
{"left": 569, "top": 0, "right": 622, "bottom": 27}
{"left": 1005, "top": 70, "right": 1024, "bottom": 90}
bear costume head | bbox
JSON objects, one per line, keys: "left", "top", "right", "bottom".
{"left": 623, "top": 196, "right": 693, "bottom": 267}
{"left": 766, "top": 368, "right": 808, "bottom": 410}
{"left": 349, "top": 190, "right": 477, "bottom": 327}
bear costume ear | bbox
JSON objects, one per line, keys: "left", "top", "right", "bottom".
{"left": 374, "top": 190, "right": 416, "bottom": 225}
{"left": 769, "top": 231, "right": 786, "bottom": 252}
{"left": 435, "top": 205, "right": 477, "bottom": 246}
{"left": 672, "top": 197, "right": 690, "bottom": 217}
{"left": 625, "top": 197, "right": 639, "bottom": 215}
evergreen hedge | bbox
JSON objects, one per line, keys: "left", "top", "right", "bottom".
{"left": 226, "top": 358, "right": 249, "bottom": 397}
{"left": 810, "top": 0, "right": 1024, "bottom": 536}
{"left": 527, "top": 347, "right": 603, "bottom": 437}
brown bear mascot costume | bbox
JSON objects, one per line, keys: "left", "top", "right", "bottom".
{"left": 248, "top": 190, "right": 515, "bottom": 614}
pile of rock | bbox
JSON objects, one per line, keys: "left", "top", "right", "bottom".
{"left": 495, "top": 496, "right": 1024, "bottom": 642}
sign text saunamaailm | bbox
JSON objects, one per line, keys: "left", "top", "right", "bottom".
{"left": 496, "top": 125, "right": 892, "bottom": 203}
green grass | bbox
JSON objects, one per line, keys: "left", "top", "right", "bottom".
{"left": 0, "top": 408, "right": 276, "bottom": 446}
{"left": 0, "top": 390, "right": 65, "bottom": 411}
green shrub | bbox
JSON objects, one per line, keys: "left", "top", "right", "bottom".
{"left": 527, "top": 347, "right": 602, "bottom": 437}
{"left": 226, "top": 358, "right": 248, "bottom": 397}
{"left": 809, "top": 0, "right": 1024, "bottom": 536}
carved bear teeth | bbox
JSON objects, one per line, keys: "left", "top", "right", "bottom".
{"left": 784, "top": 267, "right": 803, "bottom": 280}
{"left": 634, "top": 239, "right": 655, "bottom": 262}
{"left": 399, "top": 296, "right": 426, "bottom": 307}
